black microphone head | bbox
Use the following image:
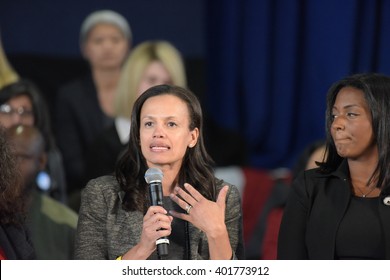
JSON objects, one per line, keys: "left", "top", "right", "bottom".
{"left": 144, "top": 167, "right": 163, "bottom": 184}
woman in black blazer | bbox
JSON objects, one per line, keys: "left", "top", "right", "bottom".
{"left": 55, "top": 10, "right": 131, "bottom": 211}
{"left": 278, "top": 73, "right": 390, "bottom": 259}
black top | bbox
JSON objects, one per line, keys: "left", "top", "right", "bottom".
{"left": 55, "top": 74, "right": 113, "bottom": 193}
{"left": 0, "top": 223, "right": 36, "bottom": 260}
{"left": 84, "top": 124, "right": 126, "bottom": 183}
{"left": 336, "top": 196, "right": 385, "bottom": 259}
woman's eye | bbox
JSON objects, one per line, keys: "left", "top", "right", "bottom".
{"left": 111, "top": 37, "right": 122, "bottom": 44}
{"left": 92, "top": 38, "right": 103, "bottom": 44}
{"left": 144, "top": 121, "right": 153, "bottom": 127}
{"left": 347, "top": 112, "right": 358, "bottom": 118}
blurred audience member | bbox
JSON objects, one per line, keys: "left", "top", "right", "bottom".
{"left": 84, "top": 40, "right": 186, "bottom": 185}
{"left": 0, "top": 126, "right": 35, "bottom": 260}
{"left": 7, "top": 125, "right": 78, "bottom": 259}
{"left": 245, "top": 140, "right": 326, "bottom": 259}
{"left": 0, "top": 80, "right": 67, "bottom": 203}
{"left": 291, "top": 140, "right": 327, "bottom": 179}
{"left": 55, "top": 10, "right": 131, "bottom": 210}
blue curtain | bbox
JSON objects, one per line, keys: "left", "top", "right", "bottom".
{"left": 205, "top": 0, "right": 390, "bottom": 169}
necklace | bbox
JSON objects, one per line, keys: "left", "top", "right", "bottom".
{"left": 349, "top": 179, "right": 377, "bottom": 197}
{"left": 355, "top": 186, "right": 377, "bottom": 197}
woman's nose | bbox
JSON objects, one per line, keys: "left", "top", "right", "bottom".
{"left": 331, "top": 116, "right": 345, "bottom": 131}
{"left": 11, "top": 113, "right": 23, "bottom": 125}
{"left": 152, "top": 124, "right": 165, "bottom": 138}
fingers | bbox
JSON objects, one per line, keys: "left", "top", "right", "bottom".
{"left": 143, "top": 206, "right": 172, "bottom": 234}
{"left": 169, "top": 210, "right": 190, "bottom": 222}
{"left": 169, "top": 185, "right": 198, "bottom": 222}
{"left": 183, "top": 183, "right": 203, "bottom": 201}
{"left": 145, "top": 205, "right": 168, "bottom": 216}
{"left": 138, "top": 206, "right": 172, "bottom": 256}
{"left": 170, "top": 184, "right": 229, "bottom": 216}
{"left": 169, "top": 191, "right": 190, "bottom": 212}
{"left": 171, "top": 183, "right": 202, "bottom": 208}
{"left": 169, "top": 185, "right": 229, "bottom": 236}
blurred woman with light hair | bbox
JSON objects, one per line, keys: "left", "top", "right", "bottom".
{"left": 115, "top": 40, "right": 187, "bottom": 119}
{"left": 0, "top": 37, "right": 19, "bottom": 89}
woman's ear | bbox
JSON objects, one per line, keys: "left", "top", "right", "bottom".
{"left": 189, "top": 128, "right": 199, "bottom": 148}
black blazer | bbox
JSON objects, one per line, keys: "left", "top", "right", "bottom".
{"left": 55, "top": 74, "right": 113, "bottom": 192}
{"left": 84, "top": 124, "right": 126, "bottom": 182}
{"left": 0, "top": 223, "right": 35, "bottom": 260}
{"left": 277, "top": 160, "right": 390, "bottom": 259}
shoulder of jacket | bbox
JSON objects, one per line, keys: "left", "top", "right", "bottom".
{"left": 84, "top": 175, "right": 120, "bottom": 195}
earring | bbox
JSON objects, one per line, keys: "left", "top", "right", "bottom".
{"left": 36, "top": 171, "right": 51, "bottom": 192}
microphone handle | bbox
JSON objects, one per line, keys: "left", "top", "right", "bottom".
{"left": 156, "top": 239, "right": 169, "bottom": 257}
{"left": 149, "top": 181, "right": 169, "bottom": 258}
{"left": 149, "top": 181, "right": 164, "bottom": 206}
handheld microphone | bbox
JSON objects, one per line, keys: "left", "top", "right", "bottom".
{"left": 144, "top": 167, "right": 169, "bottom": 258}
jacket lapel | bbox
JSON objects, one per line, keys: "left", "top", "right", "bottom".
{"left": 307, "top": 160, "right": 351, "bottom": 259}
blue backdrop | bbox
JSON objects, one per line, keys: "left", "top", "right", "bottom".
{"left": 206, "top": 0, "right": 390, "bottom": 168}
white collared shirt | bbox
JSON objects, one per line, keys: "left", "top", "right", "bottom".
{"left": 115, "top": 117, "right": 131, "bottom": 145}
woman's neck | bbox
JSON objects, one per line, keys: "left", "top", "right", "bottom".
{"left": 156, "top": 166, "right": 180, "bottom": 196}
{"left": 92, "top": 68, "right": 121, "bottom": 90}
{"left": 92, "top": 68, "right": 121, "bottom": 116}
{"left": 348, "top": 156, "right": 378, "bottom": 192}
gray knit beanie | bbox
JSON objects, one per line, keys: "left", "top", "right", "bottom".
{"left": 80, "top": 10, "right": 132, "bottom": 44}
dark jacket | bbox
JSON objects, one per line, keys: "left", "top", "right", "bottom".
{"left": 55, "top": 74, "right": 113, "bottom": 192}
{"left": 277, "top": 160, "right": 390, "bottom": 259}
{"left": 74, "top": 175, "right": 245, "bottom": 260}
{"left": 84, "top": 124, "right": 126, "bottom": 183}
{"left": 0, "top": 223, "right": 36, "bottom": 260}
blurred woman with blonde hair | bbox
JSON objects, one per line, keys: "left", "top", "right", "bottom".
{"left": 115, "top": 40, "right": 186, "bottom": 119}
{"left": 0, "top": 37, "right": 19, "bottom": 89}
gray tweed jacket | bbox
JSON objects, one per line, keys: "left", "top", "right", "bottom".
{"left": 74, "top": 175, "right": 245, "bottom": 259}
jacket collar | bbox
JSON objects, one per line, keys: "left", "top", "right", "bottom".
{"left": 324, "top": 158, "right": 350, "bottom": 180}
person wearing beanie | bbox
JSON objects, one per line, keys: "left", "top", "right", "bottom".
{"left": 55, "top": 10, "right": 131, "bottom": 212}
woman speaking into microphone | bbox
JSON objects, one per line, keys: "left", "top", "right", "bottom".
{"left": 74, "top": 85, "right": 244, "bottom": 260}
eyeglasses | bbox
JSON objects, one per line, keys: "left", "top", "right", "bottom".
{"left": 0, "top": 104, "right": 33, "bottom": 118}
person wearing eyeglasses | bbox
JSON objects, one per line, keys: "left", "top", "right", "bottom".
{"left": 0, "top": 80, "right": 67, "bottom": 204}
{"left": 0, "top": 93, "right": 34, "bottom": 126}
